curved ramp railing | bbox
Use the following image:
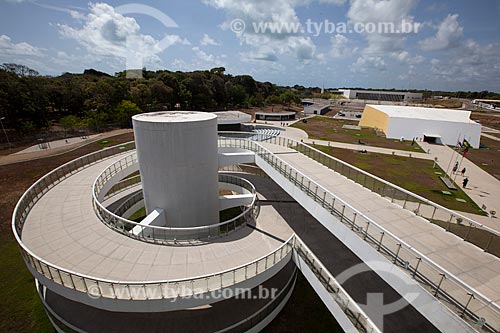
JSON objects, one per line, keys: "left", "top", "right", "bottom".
{"left": 92, "top": 154, "right": 259, "bottom": 244}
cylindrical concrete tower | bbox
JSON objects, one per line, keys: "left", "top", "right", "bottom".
{"left": 132, "top": 111, "right": 219, "bottom": 227}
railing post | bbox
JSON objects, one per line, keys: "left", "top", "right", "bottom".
{"left": 364, "top": 222, "right": 370, "bottom": 240}
{"left": 434, "top": 274, "right": 446, "bottom": 297}
{"left": 412, "top": 257, "right": 422, "bottom": 278}
{"left": 393, "top": 243, "right": 402, "bottom": 264}
{"left": 377, "top": 231, "right": 384, "bottom": 251}
{"left": 351, "top": 213, "right": 357, "bottom": 230}
{"left": 341, "top": 205, "right": 346, "bottom": 223}
{"left": 460, "top": 293, "right": 474, "bottom": 317}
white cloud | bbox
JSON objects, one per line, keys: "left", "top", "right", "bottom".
{"left": 419, "top": 14, "right": 463, "bottom": 51}
{"left": 391, "top": 50, "right": 424, "bottom": 65}
{"left": 351, "top": 55, "right": 386, "bottom": 73}
{"left": 318, "top": 0, "right": 346, "bottom": 4}
{"left": 57, "top": 3, "right": 187, "bottom": 70}
{"left": 429, "top": 39, "right": 500, "bottom": 86}
{"left": 330, "top": 34, "right": 357, "bottom": 58}
{"left": 200, "top": 33, "right": 220, "bottom": 46}
{"left": 203, "top": 0, "right": 331, "bottom": 63}
{"left": 0, "top": 35, "right": 44, "bottom": 56}
{"left": 347, "top": 0, "right": 420, "bottom": 55}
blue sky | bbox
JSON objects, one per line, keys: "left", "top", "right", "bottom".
{"left": 1, "top": 0, "right": 499, "bottom": 91}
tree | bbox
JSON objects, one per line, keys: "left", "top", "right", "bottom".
{"left": 60, "top": 115, "right": 81, "bottom": 134}
{"left": 1, "top": 63, "right": 39, "bottom": 77}
{"left": 279, "top": 91, "right": 300, "bottom": 108}
{"left": 112, "top": 100, "right": 142, "bottom": 127}
{"left": 227, "top": 84, "right": 248, "bottom": 107}
{"left": 265, "top": 95, "right": 281, "bottom": 105}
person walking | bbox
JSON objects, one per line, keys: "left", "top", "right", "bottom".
{"left": 453, "top": 161, "right": 459, "bottom": 173}
{"left": 462, "top": 177, "right": 469, "bottom": 188}
{"left": 461, "top": 167, "right": 466, "bottom": 176}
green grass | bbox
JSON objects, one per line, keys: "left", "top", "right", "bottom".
{"left": 312, "top": 145, "right": 486, "bottom": 215}
{"left": 129, "top": 207, "right": 146, "bottom": 222}
{"left": 292, "top": 116, "right": 425, "bottom": 153}
{"left": 0, "top": 235, "right": 52, "bottom": 332}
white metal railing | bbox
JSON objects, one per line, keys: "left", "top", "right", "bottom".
{"left": 92, "top": 155, "right": 259, "bottom": 244}
{"left": 293, "top": 235, "right": 382, "bottom": 333}
{"left": 220, "top": 132, "right": 499, "bottom": 249}
{"left": 218, "top": 134, "right": 499, "bottom": 333}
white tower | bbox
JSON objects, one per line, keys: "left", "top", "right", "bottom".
{"left": 132, "top": 111, "right": 219, "bottom": 227}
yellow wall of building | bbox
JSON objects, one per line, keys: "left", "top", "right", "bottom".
{"left": 359, "top": 106, "right": 390, "bottom": 133}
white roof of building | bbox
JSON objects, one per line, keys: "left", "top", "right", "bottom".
{"left": 341, "top": 89, "right": 421, "bottom": 95}
{"left": 212, "top": 111, "right": 252, "bottom": 124}
{"left": 367, "top": 105, "right": 477, "bottom": 124}
{"left": 132, "top": 111, "right": 216, "bottom": 123}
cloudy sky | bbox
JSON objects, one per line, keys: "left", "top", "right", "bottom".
{"left": 1, "top": 0, "right": 499, "bottom": 91}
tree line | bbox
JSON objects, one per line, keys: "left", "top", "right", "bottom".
{"left": 0, "top": 64, "right": 301, "bottom": 138}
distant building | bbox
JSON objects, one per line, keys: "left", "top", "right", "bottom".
{"left": 255, "top": 111, "right": 296, "bottom": 121}
{"left": 304, "top": 104, "right": 329, "bottom": 115}
{"left": 472, "top": 99, "right": 500, "bottom": 110}
{"left": 359, "top": 105, "right": 481, "bottom": 148}
{"left": 213, "top": 110, "right": 252, "bottom": 131}
{"left": 339, "top": 89, "right": 423, "bottom": 102}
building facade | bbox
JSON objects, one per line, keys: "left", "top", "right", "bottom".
{"left": 339, "top": 89, "right": 423, "bottom": 102}
{"left": 359, "top": 105, "right": 481, "bottom": 148}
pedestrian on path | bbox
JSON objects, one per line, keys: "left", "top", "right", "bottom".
{"left": 461, "top": 167, "right": 466, "bottom": 176}
{"left": 463, "top": 177, "right": 469, "bottom": 188}
{"left": 453, "top": 161, "right": 459, "bottom": 173}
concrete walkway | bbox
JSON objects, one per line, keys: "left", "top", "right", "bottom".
{"left": 13, "top": 134, "right": 100, "bottom": 155}
{"left": 0, "top": 129, "right": 132, "bottom": 166}
{"left": 482, "top": 133, "right": 500, "bottom": 141}
{"left": 302, "top": 138, "right": 433, "bottom": 160}
{"left": 259, "top": 141, "right": 500, "bottom": 305}
{"left": 419, "top": 142, "right": 500, "bottom": 219}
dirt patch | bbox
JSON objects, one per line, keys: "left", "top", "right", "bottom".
{"left": 471, "top": 113, "right": 500, "bottom": 131}
{"left": 467, "top": 136, "right": 500, "bottom": 180}
{"left": 421, "top": 99, "right": 463, "bottom": 109}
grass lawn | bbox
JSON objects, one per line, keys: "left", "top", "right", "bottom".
{"left": 466, "top": 136, "right": 500, "bottom": 180}
{"left": 129, "top": 207, "right": 146, "bottom": 222}
{"left": 292, "top": 116, "right": 425, "bottom": 153}
{"left": 0, "top": 234, "right": 53, "bottom": 332}
{"left": 312, "top": 145, "right": 485, "bottom": 215}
